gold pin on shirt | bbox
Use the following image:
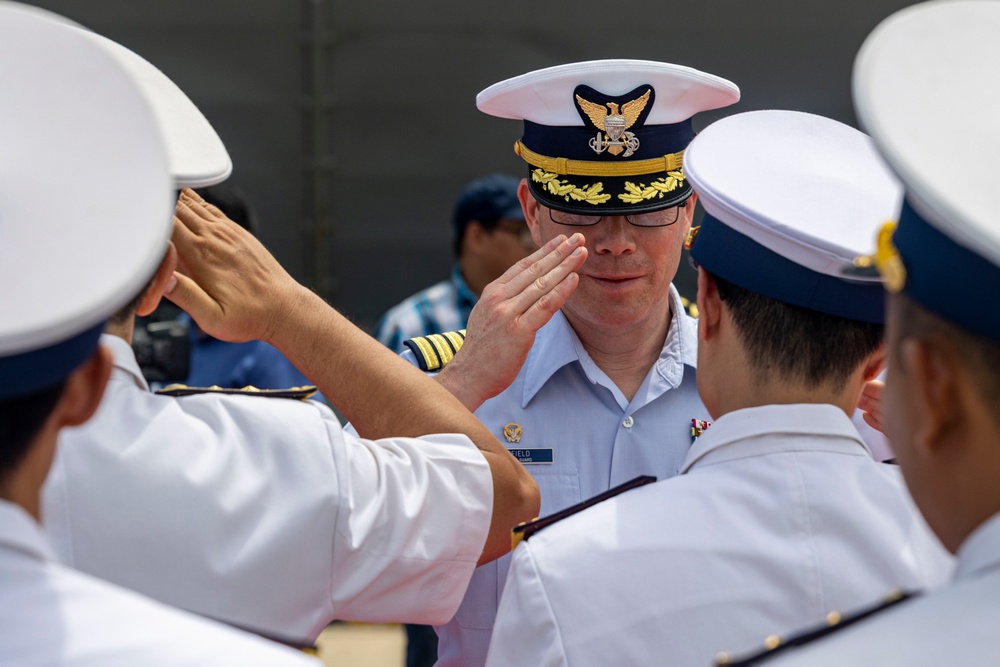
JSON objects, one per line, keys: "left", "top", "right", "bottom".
{"left": 503, "top": 423, "right": 522, "bottom": 443}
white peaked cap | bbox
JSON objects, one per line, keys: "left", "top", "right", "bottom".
{"left": 0, "top": 2, "right": 173, "bottom": 394}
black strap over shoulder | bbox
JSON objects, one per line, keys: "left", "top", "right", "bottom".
{"left": 511, "top": 475, "right": 657, "bottom": 549}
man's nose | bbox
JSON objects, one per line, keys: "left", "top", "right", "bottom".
{"left": 593, "top": 217, "right": 637, "bottom": 255}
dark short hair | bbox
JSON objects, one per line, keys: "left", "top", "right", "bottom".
{"left": 108, "top": 272, "right": 158, "bottom": 326}
{"left": 712, "top": 272, "right": 884, "bottom": 391}
{"left": 890, "top": 292, "right": 1000, "bottom": 418}
{"left": 452, "top": 174, "right": 524, "bottom": 257}
{"left": 454, "top": 215, "right": 508, "bottom": 257}
{"left": 0, "top": 380, "right": 66, "bottom": 482}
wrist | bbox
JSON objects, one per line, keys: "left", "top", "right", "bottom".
{"left": 435, "top": 359, "right": 487, "bottom": 413}
{"left": 261, "top": 284, "right": 325, "bottom": 348}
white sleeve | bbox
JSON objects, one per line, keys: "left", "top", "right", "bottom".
{"left": 485, "top": 544, "right": 567, "bottom": 667}
{"left": 329, "top": 428, "right": 492, "bottom": 624}
{"left": 45, "top": 386, "right": 491, "bottom": 638}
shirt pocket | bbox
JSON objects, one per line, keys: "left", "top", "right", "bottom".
{"left": 533, "top": 470, "right": 583, "bottom": 516}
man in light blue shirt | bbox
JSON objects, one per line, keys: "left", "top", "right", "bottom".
{"left": 402, "top": 60, "right": 740, "bottom": 667}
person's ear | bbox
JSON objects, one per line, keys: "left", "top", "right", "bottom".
{"left": 680, "top": 192, "right": 698, "bottom": 231}
{"left": 463, "top": 221, "right": 488, "bottom": 256}
{"left": 696, "top": 267, "right": 722, "bottom": 344}
{"left": 861, "top": 342, "right": 887, "bottom": 383}
{"left": 685, "top": 192, "right": 699, "bottom": 212}
{"left": 900, "top": 335, "right": 961, "bottom": 457}
{"left": 55, "top": 346, "right": 113, "bottom": 428}
{"left": 136, "top": 243, "right": 179, "bottom": 316}
{"left": 518, "top": 179, "right": 543, "bottom": 246}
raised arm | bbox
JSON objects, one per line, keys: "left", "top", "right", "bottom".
{"left": 166, "top": 189, "right": 543, "bottom": 563}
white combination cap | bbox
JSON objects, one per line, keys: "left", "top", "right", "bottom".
{"left": 685, "top": 109, "right": 902, "bottom": 323}
{"left": 0, "top": 2, "right": 173, "bottom": 398}
{"left": 478, "top": 59, "right": 739, "bottom": 216}
{"left": 75, "top": 29, "right": 232, "bottom": 188}
{"left": 853, "top": 0, "right": 1000, "bottom": 340}
{"left": 8, "top": 4, "right": 231, "bottom": 189}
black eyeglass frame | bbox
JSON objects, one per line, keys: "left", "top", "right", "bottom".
{"left": 545, "top": 200, "right": 688, "bottom": 228}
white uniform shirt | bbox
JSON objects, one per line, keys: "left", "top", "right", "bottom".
{"left": 485, "top": 404, "right": 953, "bottom": 667}
{"left": 764, "top": 510, "right": 1000, "bottom": 666}
{"left": 42, "top": 334, "right": 492, "bottom": 640}
{"left": 408, "top": 286, "right": 710, "bottom": 667}
{"left": 0, "top": 499, "right": 315, "bottom": 666}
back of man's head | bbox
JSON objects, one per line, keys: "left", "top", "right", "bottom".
{"left": 713, "top": 273, "right": 883, "bottom": 391}
{"left": 684, "top": 110, "right": 900, "bottom": 409}
{"left": 0, "top": 383, "right": 66, "bottom": 481}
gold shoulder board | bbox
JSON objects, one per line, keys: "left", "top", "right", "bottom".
{"left": 511, "top": 475, "right": 656, "bottom": 550}
{"left": 403, "top": 329, "right": 467, "bottom": 372}
{"left": 714, "top": 589, "right": 916, "bottom": 666}
{"left": 156, "top": 384, "right": 318, "bottom": 401}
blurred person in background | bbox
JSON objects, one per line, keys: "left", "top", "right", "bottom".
{"left": 375, "top": 173, "right": 535, "bottom": 353}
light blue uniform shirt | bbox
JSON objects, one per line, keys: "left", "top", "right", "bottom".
{"left": 403, "top": 285, "right": 709, "bottom": 667}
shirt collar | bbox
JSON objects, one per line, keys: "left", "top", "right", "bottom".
{"left": 954, "top": 510, "right": 1000, "bottom": 581}
{"left": 0, "top": 499, "right": 55, "bottom": 563}
{"left": 101, "top": 333, "right": 149, "bottom": 391}
{"left": 450, "top": 266, "right": 479, "bottom": 309}
{"left": 680, "top": 403, "right": 871, "bottom": 474}
{"left": 520, "top": 284, "right": 698, "bottom": 407}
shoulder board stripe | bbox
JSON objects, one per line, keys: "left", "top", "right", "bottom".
{"left": 511, "top": 475, "right": 656, "bottom": 550}
{"left": 427, "top": 333, "right": 454, "bottom": 368}
{"left": 156, "top": 384, "right": 318, "bottom": 401}
{"left": 714, "top": 589, "right": 916, "bottom": 665}
{"left": 443, "top": 330, "right": 466, "bottom": 352}
{"left": 408, "top": 335, "right": 442, "bottom": 371}
{"left": 404, "top": 329, "right": 467, "bottom": 372}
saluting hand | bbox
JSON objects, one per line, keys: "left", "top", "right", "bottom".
{"left": 166, "top": 188, "right": 305, "bottom": 345}
{"left": 435, "top": 233, "right": 588, "bottom": 411}
{"left": 858, "top": 379, "right": 884, "bottom": 433}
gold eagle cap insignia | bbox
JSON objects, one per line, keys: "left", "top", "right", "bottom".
{"left": 576, "top": 88, "right": 651, "bottom": 157}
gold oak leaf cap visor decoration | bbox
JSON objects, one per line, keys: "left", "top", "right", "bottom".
{"left": 851, "top": 0, "right": 1000, "bottom": 342}
{"left": 477, "top": 59, "right": 740, "bottom": 215}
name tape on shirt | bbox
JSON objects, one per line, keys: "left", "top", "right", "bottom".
{"left": 508, "top": 448, "right": 554, "bottom": 464}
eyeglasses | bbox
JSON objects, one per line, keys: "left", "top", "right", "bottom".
{"left": 546, "top": 205, "right": 683, "bottom": 228}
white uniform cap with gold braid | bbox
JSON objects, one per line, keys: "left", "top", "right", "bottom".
{"left": 477, "top": 60, "right": 739, "bottom": 216}
{"left": 0, "top": 2, "right": 173, "bottom": 398}
{"left": 853, "top": 0, "right": 1000, "bottom": 340}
